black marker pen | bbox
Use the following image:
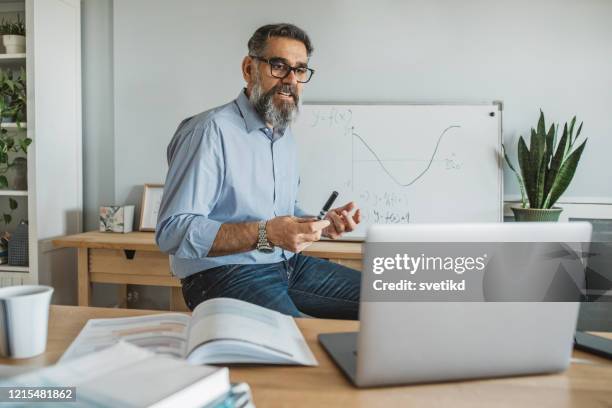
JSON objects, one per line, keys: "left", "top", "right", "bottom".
{"left": 317, "top": 191, "right": 339, "bottom": 220}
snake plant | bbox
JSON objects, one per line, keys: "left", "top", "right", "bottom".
{"left": 503, "top": 111, "right": 587, "bottom": 209}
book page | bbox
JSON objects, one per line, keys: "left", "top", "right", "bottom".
{"left": 186, "top": 298, "right": 317, "bottom": 365}
{"left": 60, "top": 313, "right": 192, "bottom": 362}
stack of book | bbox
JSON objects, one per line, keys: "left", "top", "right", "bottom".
{"left": 2, "top": 297, "right": 318, "bottom": 407}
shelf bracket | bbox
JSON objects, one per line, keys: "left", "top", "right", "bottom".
{"left": 124, "top": 250, "right": 136, "bottom": 260}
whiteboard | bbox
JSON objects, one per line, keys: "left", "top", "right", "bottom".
{"left": 292, "top": 103, "right": 503, "bottom": 239}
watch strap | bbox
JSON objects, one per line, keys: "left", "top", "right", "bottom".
{"left": 257, "top": 220, "right": 274, "bottom": 252}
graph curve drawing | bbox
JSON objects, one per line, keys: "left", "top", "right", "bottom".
{"left": 350, "top": 125, "right": 461, "bottom": 189}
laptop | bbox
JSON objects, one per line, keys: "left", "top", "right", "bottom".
{"left": 319, "top": 222, "right": 592, "bottom": 387}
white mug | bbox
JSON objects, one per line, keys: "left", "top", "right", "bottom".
{"left": 0, "top": 285, "right": 53, "bottom": 359}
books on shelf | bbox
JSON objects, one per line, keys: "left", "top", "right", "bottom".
{"left": 61, "top": 297, "right": 318, "bottom": 366}
{"left": 1, "top": 342, "right": 231, "bottom": 408}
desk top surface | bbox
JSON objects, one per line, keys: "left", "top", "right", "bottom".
{"left": 53, "top": 231, "right": 363, "bottom": 257}
{"left": 1, "top": 305, "right": 610, "bottom": 408}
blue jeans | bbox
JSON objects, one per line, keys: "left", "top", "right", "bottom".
{"left": 181, "top": 253, "right": 361, "bottom": 319}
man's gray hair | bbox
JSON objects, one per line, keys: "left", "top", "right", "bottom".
{"left": 248, "top": 23, "right": 314, "bottom": 57}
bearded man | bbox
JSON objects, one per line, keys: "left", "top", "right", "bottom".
{"left": 156, "top": 23, "right": 361, "bottom": 319}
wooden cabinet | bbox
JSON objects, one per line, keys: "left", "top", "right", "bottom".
{"left": 54, "top": 231, "right": 363, "bottom": 311}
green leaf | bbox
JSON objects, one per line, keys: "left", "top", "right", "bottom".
{"left": 568, "top": 116, "right": 576, "bottom": 146}
{"left": 528, "top": 128, "right": 538, "bottom": 158}
{"left": 535, "top": 157, "right": 547, "bottom": 207}
{"left": 528, "top": 124, "right": 546, "bottom": 208}
{"left": 543, "top": 131, "right": 558, "bottom": 198}
{"left": 547, "top": 123, "right": 569, "bottom": 190}
{"left": 518, "top": 136, "right": 534, "bottom": 207}
{"left": 543, "top": 139, "right": 587, "bottom": 208}
{"left": 502, "top": 144, "right": 528, "bottom": 207}
{"left": 0, "top": 175, "right": 7, "bottom": 188}
{"left": 574, "top": 121, "right": 583, "bottom": 146}
{"left": 544, "top": 123, "right": 555, "bottom": 161}
{"left": 563, "top": 123, "right": 572, "bottom": 158}
{"left": 537, "top": 110, "right": 546, "bottom": 138}
{"left": 9, "top": 197, "right": 17, "bottom": 210}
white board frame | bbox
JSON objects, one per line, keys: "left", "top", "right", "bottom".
{"left": 295, "top": 101, "right": 504, "bottom": 240}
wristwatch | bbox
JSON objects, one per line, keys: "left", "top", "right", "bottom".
{"left": 256, "top": 220, "right": 274, "bottom": 253}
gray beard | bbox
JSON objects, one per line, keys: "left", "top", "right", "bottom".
{"left": 249, "top": 74, "right": 300, "bottom": 130}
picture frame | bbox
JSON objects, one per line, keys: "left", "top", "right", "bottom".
{"left": 139, "top": 184, "right": 164, "bottom": 232}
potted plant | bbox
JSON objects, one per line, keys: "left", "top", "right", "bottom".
{"left": 0, "top": 15, "right": 25, "bottom": 54}
{"left": 0, "top": 66, "right": 30, "bottom": 225}
{"left": 0, "top": 67, "right": 26, "bottom": 123}
{"left": 502, "top": 111, "right": 587, "bottom": 222}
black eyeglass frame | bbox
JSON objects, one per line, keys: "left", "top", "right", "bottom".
{"left": 250, "top": 55, "right": 315, "bottom": 83}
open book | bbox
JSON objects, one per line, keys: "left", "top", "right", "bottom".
{"left": 61, "top": 297, "right": 317, "bottom": 366}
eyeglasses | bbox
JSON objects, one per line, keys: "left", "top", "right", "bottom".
{"left": 250, "top": 55, "right": 315, "bottom": 83}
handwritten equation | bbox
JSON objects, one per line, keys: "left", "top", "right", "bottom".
{"left": 357, "top": 191, "right": 411, "bottom": 224}
{"left": 309, "top": 108, "right": 353, "bottom": 128}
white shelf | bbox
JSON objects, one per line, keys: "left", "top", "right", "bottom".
{"left": 0, "top": 265, "right": 29, "bottom": 273}
{"left": 1, "top": 122, "right": 27, "bottom": 129}
{"left": 0, "top": 190, "right": 27, "bottom": 196}
{"left": 0, "top": 3, "right": 25, "bottom": 13}
{"left": 0, "top": 53, "right": 26, "bottom": 63}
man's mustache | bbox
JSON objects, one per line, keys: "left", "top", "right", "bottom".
{"left": 269, "top": 83, "right": 298, "bottom": 103}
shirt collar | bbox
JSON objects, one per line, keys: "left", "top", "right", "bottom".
{"left": 235, "top": 89, "right": 287, "bottom": 140}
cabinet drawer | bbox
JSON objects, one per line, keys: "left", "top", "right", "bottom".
{"left": 90, "top": 249, "right": 171, "bottom": 276}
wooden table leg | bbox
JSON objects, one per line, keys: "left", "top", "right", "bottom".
{"left": 77, "top": 248, "right": 91, "bottom": 306}
{"left": 170, "top": 286, "right": 188, "bottom": 311}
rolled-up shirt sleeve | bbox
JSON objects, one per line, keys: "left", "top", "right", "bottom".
{"left": 155, "top": 120, "right": 224, "bottom": 258}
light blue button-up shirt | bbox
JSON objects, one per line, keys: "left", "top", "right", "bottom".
{"left": 156, "top": 90, "right": 308, "bottom": 278}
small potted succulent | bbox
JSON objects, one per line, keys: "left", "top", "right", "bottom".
{"left": 0, "top": 15, "right": 25, "bottom": 54}
{"left": 503, "top": 111, "right": 587, "bottom": 222}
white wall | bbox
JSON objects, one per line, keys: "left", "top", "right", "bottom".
{"left": 82, "top": 0, "right": 114, "bottom": 230}
{"left": 92, "top": 0, "right": 612, "bottom": 217}
{"left": 81, "top": 0, "right": 121, "bottom": 307}
{"left": 77, "top": 0, "right": 612, "bottom": 310}
{"left": 110, "top": 0, "right": 612, "bottom": 211}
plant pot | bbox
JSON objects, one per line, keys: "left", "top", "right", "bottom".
{"left": 2, "top": 35, "right": 25, "bottom": 54}
{"left": 511, "top": 206, "right": 563, "bottom": 222}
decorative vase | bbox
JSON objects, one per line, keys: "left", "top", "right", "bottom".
{"left": 511, "top": 206, "right": 563, "bottom": 222}
{"left": 3, "top": 35, "right": 25, "bottom": 54}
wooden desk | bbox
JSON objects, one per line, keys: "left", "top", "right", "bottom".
{"left": 1, "top": 306, "right": 611, "bottom": 407}
{"left": 53, "top": 232, "right": 363, "bottom": 311}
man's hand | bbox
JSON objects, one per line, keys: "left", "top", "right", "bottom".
{"left": 322, "top": 201, "right": 361, "bottom": 239}
{"left": 267, "top": 216, "right": 330, "bottom": 253}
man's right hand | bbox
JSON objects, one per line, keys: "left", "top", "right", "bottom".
{"left": 266, "top": 216, "right": 330, "bottom": 253}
